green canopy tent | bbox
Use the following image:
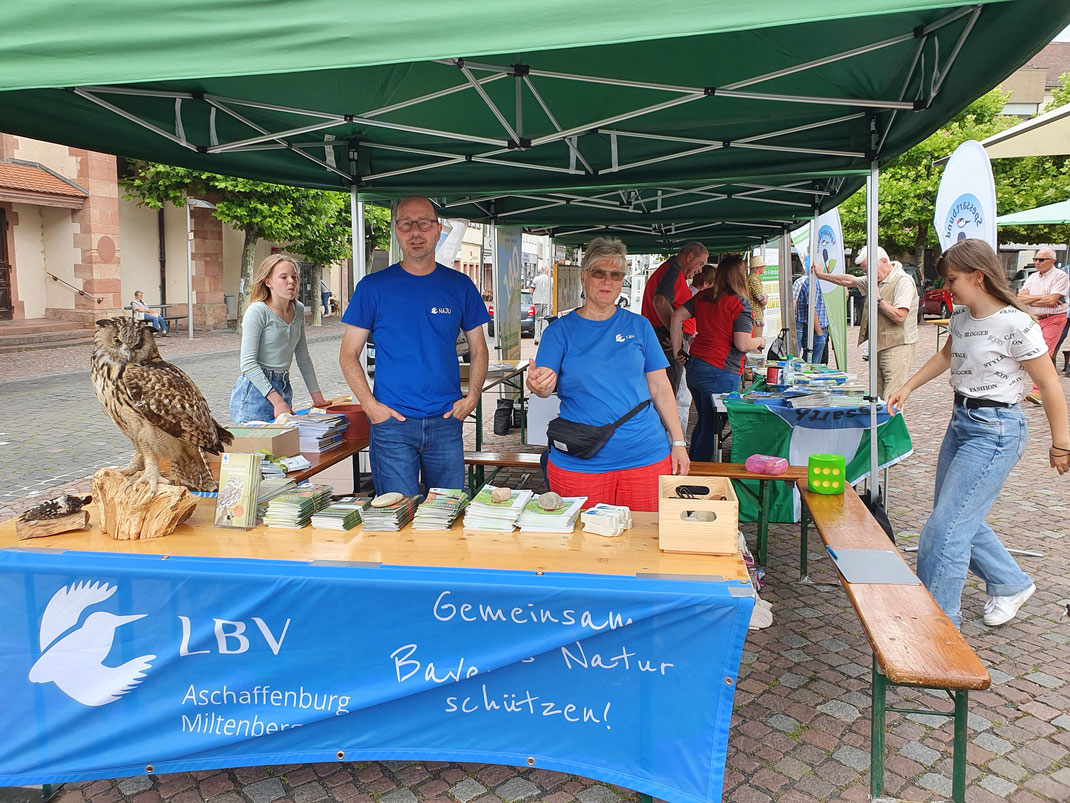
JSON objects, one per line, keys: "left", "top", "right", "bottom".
{"left": 996, "top": 198, "right": 1070, "bottom": 226}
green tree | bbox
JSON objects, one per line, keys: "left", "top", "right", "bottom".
{"left": 1044, "top": 72, "right": 1070, "bottom": 111}
{"left": 121, "top": 162, "right": 354, "bottom": 331}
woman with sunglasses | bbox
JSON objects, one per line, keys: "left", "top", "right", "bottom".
{"left": 670, "top": 255, "right": 766, "bottom": 461}
{"left": 527, "top": 237, "right": 689, "bottom": 511}
{"left": 888, "top": 239, "right": 1069, "bottom": 628}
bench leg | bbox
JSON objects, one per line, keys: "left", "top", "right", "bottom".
{"left": 953, "top": 689, "right": 968, "bottom": 803}
{"left": 756, "top": 479, "right": 771, "bottom": 566}
{"left": 870, "top": 657, "right": 887, "bottom": 800}
{"left": 799, "top": 502, "right": 810, "bottom": 580}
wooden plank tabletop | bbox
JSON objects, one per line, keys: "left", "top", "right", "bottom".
{"left": 797, "top": 480, "right": 989, "bottom": 690}
{"left": 210, "top": 438, "right": 368, "bottom": 485}
{"left": 690, "top": 462, "right": 808, "bottom": 483}
{"left": 0, "top": 502, "right": 748, "bottom": 583}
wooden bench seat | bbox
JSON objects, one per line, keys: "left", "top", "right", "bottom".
{"left": 463, "top": 450, "right": 544, "bottom": 494}
{"left": 797, "top": 479, "right": 989, "bottom": 802}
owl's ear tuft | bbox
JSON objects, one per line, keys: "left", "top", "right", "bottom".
{"left": 95, "top": 319, "right": 111, "bottom": 328}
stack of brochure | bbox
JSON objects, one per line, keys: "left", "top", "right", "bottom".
{"left": 311, "top": 496, "right": 372, "bottom": 531}
{"left": 462, "top": 486, "right": 533, "bottom": 531}
{"left": 261, "top": 454, "right": 313, "bottom": 477}
{"left": 360, "top": 495, "right": 421, "bottom": 531}
{"left": 255, "top": 477, "right": 298, "bottom": 522}
{"left": 580, "top": 504, "right": 633, "bottom": 537}
{"left": 263, "top": 483, "right": 333, "bottom": 528}
{"left": 290, "top": 413, "right": 348, "bottom": 453}
{"left": 413, "top": 488, "right": 469, "bottom": 530}
{"left": 517, "top": 496, "right": 587, "bottom": 533}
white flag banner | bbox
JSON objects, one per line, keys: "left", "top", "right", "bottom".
{"left": 435, "top": 218, "right": 469, "bottom": 268}
{"left": 790, "top": 208, "right": 845, "bottom": 292}
{"left": 934, "top": 140, "right": 997, "bottom": 251}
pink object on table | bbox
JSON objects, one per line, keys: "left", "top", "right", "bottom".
{"left": 745, "top": 454, "right": 789, "bottom": 475}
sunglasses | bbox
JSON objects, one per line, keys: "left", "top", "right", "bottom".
{"left": 587, "top": 268, "right": 626, "bottom": 281}
{"left": 395, "top": 218, "right": 438, "bottom": 233}
{"left": 1033, "top": 257, "right": 1053, "bottom": 263}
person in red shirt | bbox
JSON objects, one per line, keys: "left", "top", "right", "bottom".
{"left": 641, "top": 242, "right": 708, "bottom": 394}
{"left": 670, "top": 255, "right": 766, "bottom": 461}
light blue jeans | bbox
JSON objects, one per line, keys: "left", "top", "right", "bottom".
{"left": 917, "top": 403, "right": 1033, "bottom": 627}
{"left": 229, "top": 370, "right": 292, "bottom": 424}
{"left": 795, "top": 323, "right": 826, "bottom": 364}
{"left": 685, "top": 356, "right": 742, "bottom": 462}
{"left": 369, "top": 414, "right": 465, "bottom": 496}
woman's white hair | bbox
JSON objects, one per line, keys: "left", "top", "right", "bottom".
{"left": 581, "top": 237, "right": 627, "bottom": 271}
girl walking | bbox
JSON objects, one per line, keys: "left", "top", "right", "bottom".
{"left": 888, "top": 239, "right": 1069, "bottom": 628}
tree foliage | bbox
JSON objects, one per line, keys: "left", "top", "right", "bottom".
{"left": 838, "top": 88, "right": 1070, "bottom": 275}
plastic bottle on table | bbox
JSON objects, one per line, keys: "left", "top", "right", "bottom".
{"left": 782, "top": 356, "right": 795, "bottom": 385}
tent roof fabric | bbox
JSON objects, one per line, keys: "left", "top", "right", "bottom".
{"left": 996, "top": 198, "right": 1070, "bottom": 225}
{"left": 978, "top": 103, "right": 1070, "bottom": 159}
{"left": 2, "top": 0, "right": 1068, "bottom": 248}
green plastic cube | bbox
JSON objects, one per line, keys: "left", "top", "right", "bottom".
{"left": 808, "top": 453, "right": 846, "bottom": 495}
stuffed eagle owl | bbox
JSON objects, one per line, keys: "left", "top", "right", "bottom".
{"left": 90, "top": 317, "right": 233, "bottom": 492}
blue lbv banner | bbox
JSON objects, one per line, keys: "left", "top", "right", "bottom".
{"left": 0, "top": 549, "right": 752, "bottom": 803}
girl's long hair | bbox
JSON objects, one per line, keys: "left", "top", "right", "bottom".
{"left": 249, "top": 254, "right": 298, "bottom": 305}
{"left": 937, "top": 239, "right": 1033, "bottom": 318}
{"left": 707, "top": 255, "right": 749, "bottom": 302}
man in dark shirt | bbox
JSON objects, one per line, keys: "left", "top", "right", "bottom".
{"left": 640, "top": 242, "right": 708, "bottom": 393}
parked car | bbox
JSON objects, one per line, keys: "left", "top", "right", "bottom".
{"left": 521, "top": 290, "right": 536, "bottom": 337}
{"left": 617, "top": 278, "right": 632, "bottom": 307}
{"left": 922, "top": 277, "right": 953, "bottom": 318}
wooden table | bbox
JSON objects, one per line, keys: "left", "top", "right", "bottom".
{"left": 211, "top": 437, "right": 369, "bottom": 489}
{"left": 462, "top": 362, "right": 528, "bottom": 482}
{"left": 932, "top": 317, "right": 951, "bottom": 349}
{"left": 0, "top": 503, "right": 746, "bottom": 582}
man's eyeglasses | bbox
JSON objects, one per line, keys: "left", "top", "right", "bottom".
{"left": 588, "top": 268, "right": 626, "bottom": 281}
{"left": 1033, "top": 257, "right": 1054, "bottom": 263}
{"left": 395, "top": 218, "right": 438, "bottom": 233}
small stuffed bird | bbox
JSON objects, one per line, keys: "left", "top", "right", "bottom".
{"left": 18, "top": 494, "right": 92, "bottom": 523}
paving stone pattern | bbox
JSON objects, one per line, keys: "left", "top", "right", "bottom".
{"left": 5, "top": 324, "right": 1070, "bottom": 801}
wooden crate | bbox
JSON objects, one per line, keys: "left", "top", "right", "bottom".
{"left": 658, "top": 475, "right": 739, "bottom": 555}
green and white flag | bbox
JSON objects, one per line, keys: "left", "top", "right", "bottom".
{"left": 727, "top": 402, "right": 912, "bottom": 522}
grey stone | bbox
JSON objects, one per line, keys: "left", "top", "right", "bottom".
{"left": 450, "top": 778, "right": 488, "bottom": 803}
{"left": 380, "top": 761, "right": 412, "bottom": 771}
{"left": 292, "top": 783, "right": 328, "bottom": 803}
{"left": 1052, "top": 713, "right": 1070, "bottom": 730}
{"left": 767, "top": 713, "right": 800, "bottom": 733}
{"left": 967, "top": 711, "right": 992, "bottom": 731}
{"left": 974, "top": 733, "right": 1013, "bottom": 755}
{"left": 831, "top": 746, "right": 870, "bottom": 771}
{"left": 496, "top": 778, "right": 539, "bottom": 803}
{"left": 900, "top": 741, "right": 939, "bottom": 766}
{"left": 1024, "top": 671, "right": 1064, "bottom": 689}
{"left": 817, "top": 701, "right": 860, "bottom": 722}
{"left": 907, "top": 712, "right": 947, "bottom": 728}
{"left": 782, "top": 649, "right": 811, "bottom": 663}
{"left": 780, "top": 634, "right": 809, "bottom": 648}
{"left": 987, "top": 668, "right": 1014, "bottom": 685}
{"left": 117, "top": 776, "right": 153, "bottom": 795}
{"left": 777, "top": 672, "right": 808, "bottom": 689}
{"left": 379, "top": 790, "right": 418, "bottom": 803}
{"left": 841, "top": 690, "right": 870, "bottom": 708}
{"left": 575, "top": 785, "right": 621, "bottom": 803}
{"left": 243, "top": 779, "right": 286, "bottom": 803}
{"left": 818, "top": 638, "right": 849, "bottom": 653}
{"left": 979, "top": 775, "right": 1018, "bottom": 797}
{"left": 917, "top": 773, "right": 953, "bottom": 798}
{"left": 740, "top": 650, "right": 758, "bottom": 665}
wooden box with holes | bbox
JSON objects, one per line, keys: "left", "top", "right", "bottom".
{"left": 657, "top": 475, "right": 739, "bottom": 555}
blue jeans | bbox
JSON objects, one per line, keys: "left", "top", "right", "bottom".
{"left": 140, "top": 313, "right": 166, "bottom": 332}
{"left": 917, "top": 404, "right": 1033, "bottom": 627}
{"left": 795, "top": 323, "right": 826, "bottom": 364}
{"left": 321, "top": 291, "right": 331, "bottom": 315}
{"left": 229, "top": 370, "right": 292, "bottom": 424}
{"left": 685, "top": 356, "right": 741, "bottom": 461}
{"left": 369, "top": 414, "right": 465, "bottom": 495}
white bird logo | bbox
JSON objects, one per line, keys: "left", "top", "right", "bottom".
{"left": 29, "top": 581, "right": 156, "bottom": 706}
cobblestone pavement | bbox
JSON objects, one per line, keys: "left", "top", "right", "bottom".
{"left": 3, "top": 322, "right": 1070, "bottom": 802}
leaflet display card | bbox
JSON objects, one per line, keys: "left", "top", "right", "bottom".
{"left": 826, "top": 547, "right": 920, "bottom": 585}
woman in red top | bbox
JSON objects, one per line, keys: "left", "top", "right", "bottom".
{"left": 670, "top": 255, "right": 766, "bottom": 461}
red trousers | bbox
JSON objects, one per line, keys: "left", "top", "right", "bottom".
{"left": 546, "top": 456, "right": 672, "bottom": 512}
{"left": 1032, "top": 314, "right": 1065, "bottom": 392}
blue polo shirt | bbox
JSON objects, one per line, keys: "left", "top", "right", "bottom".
{"left": 536, "top": 307, "right": 671, "bottom": 473}
{"left": 343, "top": 263, "right": 490, "bottom": 418}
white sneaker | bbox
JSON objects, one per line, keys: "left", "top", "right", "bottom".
{"left": 983, "top": 584, "right": 1035, "bottom": 626}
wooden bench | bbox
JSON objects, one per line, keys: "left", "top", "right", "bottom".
{"left": 464, "top": 450, "right": 543, "bottom": 494}
{"left": 691, "top": 461, "right": 808, "bottom": 566}
{"left": 797, "top": 480, "right": 990, "bottom": 803}
{"left": 163, "top": 313, "right": 188, "bottom": 332}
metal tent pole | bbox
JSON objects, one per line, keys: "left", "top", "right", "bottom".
{"left": 350, "top": 183, "right": 367, "bottom": 377}
{"left": 806, "top": 208, "right": 818, "bottom": 361}
{"left": 866, "top": 158, "right": 880, "bottom": 503}
{"left": 780, "top": 228, "right": 794, "bottom": 354}
{"left": 185, "top": 202, "right": 194, "bottom": 340}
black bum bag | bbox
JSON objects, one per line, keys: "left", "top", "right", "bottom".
{"left": 546, "top": 400, "right": 650, "bottom": 460}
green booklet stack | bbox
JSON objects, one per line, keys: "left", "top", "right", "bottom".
{"left": 361, "top": 495, "right": 421, "bottom": 531}
{"left": 413, "top": 488, "right": 469, "bottom": 530}
{"left": 263, "top": 483, "right": 333, "bottom": 528}
{"left": 311, "top": 496, "right": 373, "bottom": 531}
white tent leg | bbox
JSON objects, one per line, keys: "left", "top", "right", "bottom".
{"left": 350, "top": 185, "right": 367, "bottom": 375}
{"left": 866, "top": 159, "right": 880, "bottom": 503}
{"left": 185, "top": 202, "right": 194, "bottom": 340}
{"left": 806, "top": 208, "right": 818, "bottom": 361}
{"left": 779, "top": 229, "right": 794, "bottom": 350}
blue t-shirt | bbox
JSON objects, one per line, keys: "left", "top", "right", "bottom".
{"left": 536, "top": 307, "right": 671, "bottom": 473}
{"left": 343, "top": 263, "right": 491, "bottom": 417}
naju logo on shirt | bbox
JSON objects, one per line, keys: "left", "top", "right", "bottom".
{"left": 29, "top": 581, "right": 155, "bottom": 707}
{"left": 944, "top": 193, "right": 985, "bottom": 243}
{"left": 615, "top": 334, "right": 636, "bottom": 342}
{"left": 430, "top": 307, "right": 453, "bottom": 315}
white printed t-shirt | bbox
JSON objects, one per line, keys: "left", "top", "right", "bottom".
{"left": 947, "top": 305, "right": 1046, "bottom": 404}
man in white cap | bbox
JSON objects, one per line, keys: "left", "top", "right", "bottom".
{"left": 815, "top": 245, "right": 918, "bottom": 398}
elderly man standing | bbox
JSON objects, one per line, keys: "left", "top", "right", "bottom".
{"left": 816, "top": 245, "right": 918, "bottom": 398}
{"left": 339, "top": 196, "right": 491, "bottom": 495}
{"left": 640, "top": 242, "right": 708, "bottom": 394}
{"left": 531, "top": 264, "right": 552, "bottom": 344}
{"left": 1019, "top": 248, "right": 1069, "bottom": 405}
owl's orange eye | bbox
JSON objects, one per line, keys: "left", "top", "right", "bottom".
{"left": 113, "top": 338, "right": 121, "bottom": 345}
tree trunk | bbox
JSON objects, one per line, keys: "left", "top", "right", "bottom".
{"left": 914, "top": 224, "right": 928, "bottom": 281}
{"left": 235, "top": 223, "right": 260, "bottom": 336}
{"left": 310, "top": 263, "right": 323, "bottom": 327}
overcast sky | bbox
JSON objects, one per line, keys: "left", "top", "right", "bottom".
{"left": 1058, "top": 24, "right": 1070, "bottom": 41}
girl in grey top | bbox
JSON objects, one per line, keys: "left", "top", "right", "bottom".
{"left": 229, "top": 255, "right": 328, "bottom": 424}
